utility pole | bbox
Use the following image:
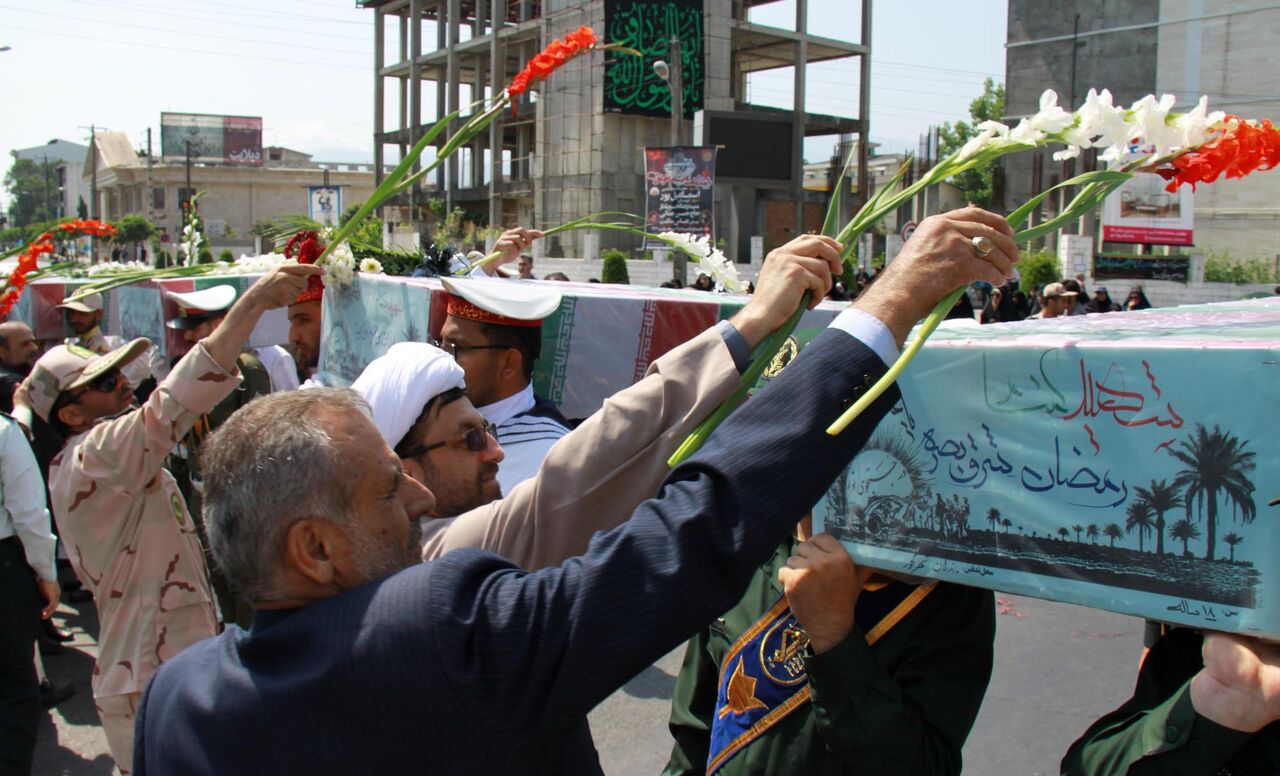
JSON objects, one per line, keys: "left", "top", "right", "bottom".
{"left": 41, "top": 154, "right": 53, "bottom": 221}
{"left": 654, "top": 40, "right": 686, "bottom": 283}
{"left": 668, "top": 37, "right": 684, "bottom": 146}
{"left": 145, "top": 128, "right": 155, "bottom": 223}
{"left": 82, "top": 124, "right": 99, "bottom": 261}
{"left": 185, "top": 139, "right": 194, "bottom": 209}
{"left": 145, "top": 128, "right": 155, "bottom": 264}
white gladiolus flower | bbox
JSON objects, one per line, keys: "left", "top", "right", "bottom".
{"left": 656, "top": 232, "right": 743, "bottom": 293}
{"left": 1129, "top": 93, "right": 1181, "bottom": 156}
{"left": 1052, "top": 145, "right": 1082, "bottom": 162}
{"left": 1171, "top": 95, "right": 1226, "bottom": 151}
{"left": 958, "top": 120, "right": 1011, "bottom": 161}
{"left": 1008, "top": 118, "right": 1045, "bottom": 147}
{"left": 1029, "top": 90, "right": 1075, "bottom": 135}
{"left": 359, "top": 258, "right": 385, "bottom": 275}
{"left": 1076, "top": 89, "right": 1132, "bottom": 149}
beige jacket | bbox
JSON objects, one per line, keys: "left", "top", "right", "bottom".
{"left": 421, "top": 326, "right": 740, "bottom": 570}
{"left": 50, "top": 344, "right": 239, "bottom": 699}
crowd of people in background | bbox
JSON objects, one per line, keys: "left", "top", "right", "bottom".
{"left": 3, "top": 212, "right": 1277, "bottom": 776}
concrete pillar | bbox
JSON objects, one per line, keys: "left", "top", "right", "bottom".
{"left": 374, "top": 9, "right": 385, "bottom": 189}
{"left": 409, "top": 0, "right": 424, "bottom": 210}
{"left": 435, "top": 1, "right": 447, "bottom": 196}
{"left": 857, "top": 0, "right": 872, "bottom": 213}
{"left": 488, "top": 0, "right": 504, "bottom": 228}
{"left": 446, "top": 0, "right": 461, "bottom": 208}
{"left": 399, "top": 15, "right": 409, "bottom": 164}
{"left": 792, "top": 0, "right": 807, "bottom": 234}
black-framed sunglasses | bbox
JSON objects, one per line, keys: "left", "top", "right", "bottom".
{"left": 55, "top": 370, "right": 122, "bottom": 413}
{"left": 400, "top": 421, "right": 498, "bottom": 459}
{"left": 430, "top": 338, "right": 508, "bottom": 358}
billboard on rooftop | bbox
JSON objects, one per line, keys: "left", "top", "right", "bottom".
{"left": 160, "top": 113, "right": 263, "bottom": 167}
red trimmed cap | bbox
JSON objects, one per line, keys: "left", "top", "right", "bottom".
{"left": 293, "top": 278, "right": 324, "bottom": 306}
{"left": 445, "top": 294, "right": 541, "bottom": 327}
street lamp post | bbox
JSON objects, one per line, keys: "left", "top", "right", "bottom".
{"left": 653, "top": 40, "right": 687, "bottom": 283}
{"left": 653, "top": 38, "right": 684, "bottom": 146}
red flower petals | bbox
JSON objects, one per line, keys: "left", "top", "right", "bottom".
{"left": 1157, "top": 116, "right": 1280, "bottom": 192}
{"left": 0, "top": 219, "right": 117, "bottom": 317}
{"left": 284, "top": 230, "right": 323, "bottom": 265}
{"left": 506, "top": 25, "right": 599, "bottom": 99}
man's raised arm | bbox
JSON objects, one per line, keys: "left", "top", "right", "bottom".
{"left": 424, "top": 248, "right": 844, "bottom": 568}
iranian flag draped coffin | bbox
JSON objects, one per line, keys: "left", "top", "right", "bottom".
{"left": 17, "top": 272, "right": 1279, "bottom": 637}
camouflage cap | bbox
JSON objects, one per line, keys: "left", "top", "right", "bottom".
{"left": 55, "top": 292, "right": 104, "bottom": 314}
{"left": 22, "top": 337, "right": 151, "bottom": 423}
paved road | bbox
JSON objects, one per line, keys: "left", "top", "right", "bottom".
{"left": 34, "top": 594, "right": 1142, "bottom": 775}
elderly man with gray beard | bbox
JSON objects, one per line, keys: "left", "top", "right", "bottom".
{"left": 131, "top": 206, "right": 1020, "bottom": 775}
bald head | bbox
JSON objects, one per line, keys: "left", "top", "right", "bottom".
{"left": 0, "top": 322, "right": 39, "bottom": 372}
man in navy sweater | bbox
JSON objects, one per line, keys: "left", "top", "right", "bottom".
{"left": 134, "top": 207, "right": 1018, "bottom": 775}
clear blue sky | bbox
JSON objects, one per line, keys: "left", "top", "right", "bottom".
{"left": 0, "top": 0, "right": 1007, "bottom": 206}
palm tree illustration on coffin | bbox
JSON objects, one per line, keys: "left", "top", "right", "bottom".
{"left": 1132, "top": 479, "right": 1183, "bottom": 556}
{"left": 1086, "top": 524, "right": 1099, "bottom": 545}
{"left": 1169, "top": 519, "right": 1201, "bottom": 558}
{"left": 1170, "top": 424, "right": 1257, "bottom": 561}
{"left": 1124, "top": 500, "right": 1155, "bottom": 552}
{"left": 1103, "top": 523, "right": 1124, "bottom": 547}
{"left": 1222, "top": 532, "right": 1244, "bottom": 563}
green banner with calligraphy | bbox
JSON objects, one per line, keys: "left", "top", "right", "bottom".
{"left": 604, "top": 0, "right": 705, "bottom": 119}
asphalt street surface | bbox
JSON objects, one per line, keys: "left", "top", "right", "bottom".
{"left": 34, "top": 593, "right": 1142, "bottom": 775}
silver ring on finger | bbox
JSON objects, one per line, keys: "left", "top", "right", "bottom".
{"left": 971, "top": 235, "right": 995, "bottom": 258}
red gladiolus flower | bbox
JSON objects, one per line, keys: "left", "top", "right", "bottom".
{"left": 1157, "top": 116, "right": 1280, "bottom": 192}
{"left": 565, "top": 26, "right": 597, "bottom": 52}
{"left": 544, "top": 39, "right": 569, "bottom": 65}
{"left": 506, "top": 25, "right": 600, "bottom": 99}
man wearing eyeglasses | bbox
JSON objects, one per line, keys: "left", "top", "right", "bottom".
{"left": 352, "top": 249, "right": 832, "bottom": 574}
{"left": 133, "top": 208, "right": 1020, "bottom": 775}
{"left": 434, "top": 277, "right": 572, "bottom": 495}
{"left": 11, "top": 264, "right": 323, "bottom": 775}
{"left": 353, "top": 342, "right": 504, "bottom": 518}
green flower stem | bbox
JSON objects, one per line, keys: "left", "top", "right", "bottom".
{"left": 666, "top": 292, "right": 811, "bottom": 467}
{"left": 822, "top": 171, "right": 1132, "bottom": 438}
{"left": 823, "top": 287, "right": 964, "bottom": 436}
{"left": 65, "top": 265, "right": 222, "bottom": 301}
{"left": 457, "top": 214, "right": 644, "bottom": 275}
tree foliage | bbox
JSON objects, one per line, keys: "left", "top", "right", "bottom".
{"left": 341, "top": 203, "right": 385, "bottom": 250}
{"left": 1018, "top": 249, "right": 1061, "bottom": 294}
{"left": 1203, "top": 249, "right": 1278, "bottom": 284}
{"left": 936, "top": 78, "right": 1006, "bottom": 208}
{"left": 3, "top": 157, "right": 63, "bottom": 228}
{"left": 113, "top": 214, "right": 159, "bottom": 246}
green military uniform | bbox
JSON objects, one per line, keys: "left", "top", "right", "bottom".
{"left": 166, "top": 351, "right": 270, "bottom": 628}
{"left": 664, "top": 536, "right": 995, "bottom": 775}
{"left": 1062, "top": 627, "right": 1280, "bottom": 775}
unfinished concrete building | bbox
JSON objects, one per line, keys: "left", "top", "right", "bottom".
{"left": 360, "top": 0, "right": 870, "bottom": 261}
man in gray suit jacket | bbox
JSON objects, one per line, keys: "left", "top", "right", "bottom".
{"left": 135, "top": 208, "right": 1018, "bottom": 775}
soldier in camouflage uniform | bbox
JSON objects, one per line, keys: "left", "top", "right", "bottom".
{"left": 163, "top": 286, "right": 272, "bottom": 628}
{"left": 13, "top": 265, "right": 321, "bottom": 774}
{"left": 56, "top": 292, "right": 156, "bottom": 391}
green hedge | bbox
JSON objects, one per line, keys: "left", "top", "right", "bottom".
{"left": 601, "top": 249, "right": 630, "bottom": 284}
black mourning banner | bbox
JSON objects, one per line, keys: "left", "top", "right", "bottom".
{"left": 604, "top": 0, "right": 705, "bottom": 118}
{"left": 643, "top": 146, "right": 717, "bottom": 246}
